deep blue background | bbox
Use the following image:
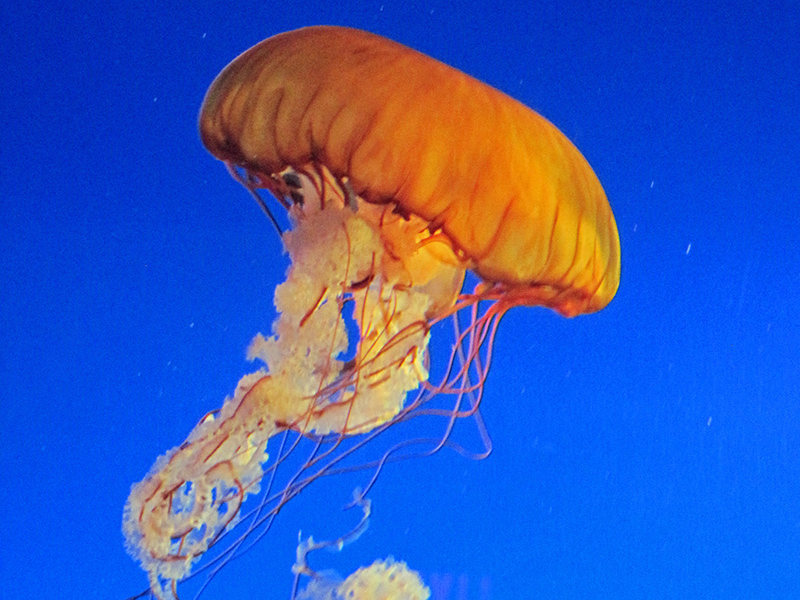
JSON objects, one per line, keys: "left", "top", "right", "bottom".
{"left": 2, "top": 2, "right": 799, "bottom": 599}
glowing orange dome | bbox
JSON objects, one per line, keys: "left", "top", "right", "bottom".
{"left": 199, "top": 25, "right": 620, "bottom": 317}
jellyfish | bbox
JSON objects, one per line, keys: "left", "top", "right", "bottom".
{"left": 123, "top": 26, "right": 620, "bottom": 600}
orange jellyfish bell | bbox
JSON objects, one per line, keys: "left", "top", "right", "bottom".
{"left": 199, "top": 25, "right": 620, "bottom": 317}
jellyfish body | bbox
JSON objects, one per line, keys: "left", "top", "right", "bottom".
{"left": 125, "top": 26, "right": 620, "bottom": 599}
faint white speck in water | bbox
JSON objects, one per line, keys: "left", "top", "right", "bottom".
{"left": 633, "top": 223, "right": 638, "bottom": 232}
{"left": 686, "top": 243, "right": 692, "bottom": 255}
{"left": 379, "top": 4, "right": 384, "bottom": 10}
{"left": 153, "top": 97, "right": 157, "bottom": 102}
{"left": 650, "top": 180, "right": 654, "bottom": 188}
{"left": 707, "top": 417, "right": 712, "bottom": 426}
{"left": 202, "top": 32, "right": 206, "bottom": 38}
{"left": 189, "top": 322, "right": 194, "bottom": 328}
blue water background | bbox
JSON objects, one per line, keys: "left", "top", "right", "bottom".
{"left": 2, "top": 2, "right": 799, "bottom": 599}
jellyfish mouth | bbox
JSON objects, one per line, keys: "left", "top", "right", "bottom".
{"left": 243, "top": 165, "right": 466, "bottom": 437}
